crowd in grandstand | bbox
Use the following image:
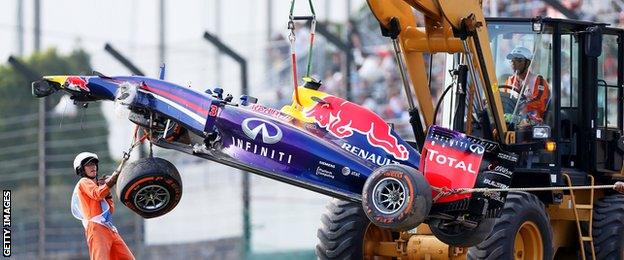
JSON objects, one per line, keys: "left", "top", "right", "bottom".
{"left": 267, "top": 0, "right": 624, "bottom": 128}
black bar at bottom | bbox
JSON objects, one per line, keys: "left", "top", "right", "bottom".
{"left": 292, "top": 15, "right": 314, "bottom": 21}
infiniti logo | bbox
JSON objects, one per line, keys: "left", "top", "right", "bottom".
{"left": 242, "top": 118, "right": 283, "bottom": 144}
{"left": 469, "top": 144, "right": 485, "bottom": 155}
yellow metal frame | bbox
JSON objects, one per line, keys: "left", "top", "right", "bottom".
{"left": 366, "top": 0, "right": 509, "bottom": 143}
{"left": 367, "top": 224, "right": 468, "bottom": 259}
{"left": 563, "top": 174, "right": 596, "bottom": 260}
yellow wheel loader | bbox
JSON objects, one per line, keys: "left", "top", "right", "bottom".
{"left": 315, "top": 1, "right": 624, "bottom": 259}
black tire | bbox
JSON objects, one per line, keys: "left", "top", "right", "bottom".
{"left": 361, "top": 164, "right": 432, "bottom": 231}
{"left": 592, "top": 194, "right": 624, "bottom": 259}
{"left": 467, "top": 192, "right": 553, "bottom": 260}
{"left": 316, "top": 199, "right": 394, "bottom": 260}
{"left": 429, "top": 218, "right": 495, "bottom": 247}
{"left": 116, "top": 157, "right": 183, "bottom": 218}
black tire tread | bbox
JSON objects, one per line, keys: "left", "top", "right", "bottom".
{"left": 592, "top": 194, "right": 624, "bottom": 259}
{"left": 316, "top": 199, "right": 369, "bottom": 260}
{"left": 116, "top": 157, "right": 182, "bottom": 218}
{"left": 467, "top": 192, "right": 553, "bottom": 260}
{"left": 116, "top": 157, "right": 181, "bottom": 198}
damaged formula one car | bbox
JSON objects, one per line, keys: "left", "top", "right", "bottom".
{"left": 32, "top": 73, "right": 516, "bottom": 249}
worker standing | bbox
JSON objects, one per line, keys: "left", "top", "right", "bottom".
{"left": 505, "top": 46, "right": 551, "bottom": 124}
{"left": 71, "top": 152, "right": 135, "bottom": 260}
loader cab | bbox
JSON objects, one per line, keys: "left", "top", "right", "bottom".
{"left": 486, "top": 18, "right": 624, "bottom": 186}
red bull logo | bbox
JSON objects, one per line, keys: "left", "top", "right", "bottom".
{"left": 65, "top": 76, "right": 89, "bottom": 92}
{"left": 305, "top": 96, "right": 409, "bottom": 160}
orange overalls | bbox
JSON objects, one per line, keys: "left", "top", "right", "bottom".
{"left": 506, "top": 73, "right": 550, "bottom": 122}
{"left": 72, "top": 178, "right": 135, "bottom": 260}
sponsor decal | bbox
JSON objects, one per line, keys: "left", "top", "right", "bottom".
{"left": 315, "top": 167, "right": 334, "bottom": 179}
{"left": 420, "top": 127, "right": 486, "bottom": 203}
{"left": 424, "top": 147, "right": 478, "bottom": 174}
{"left": 469, "top": 144, "right": 485, "bottom": 155}
{"left": 429, "top": 133, "right": 488, "bottom": 155}
{"left": 242, "top": 118, "right": 282, "bottom": 144}
{"left": 497, "top": 152, "right": 518, "bottom": 162}
{"left": 3, "top": 190, "right": 10, "bottom": 257}
{"left": 487, "top": 164, "right": 513, "bottom": 178}
{"left": 250, "top": 104, "right": 293, "bottom": 121}
{"left": 341, "top": 143, "right": 400, "bottom": 166}
{"left": 231, "top": 137, "right": 293, "bottom": 164}
{"left": 306, "top": 96, "right": 409, "bottom": 160}
{"left": 482, "top": 190, "right": 505, "bottom": 203}
{"left": 65, "top": 76, "right": 90, "bottom": 92}
{"left": 318, "top": 161, "right": 335, "bottom": 169}
{"left": 341, "top": 167, "right": 360, "bottom": 177}
{"left": 481, "top": 178, "right": 506, "bottom": 203}
{"left": 483, "top": 178, "right": 509, "bottom": 189}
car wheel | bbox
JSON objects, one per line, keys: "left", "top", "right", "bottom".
{"left": 362, "top": 164, "right": 432, "bottom": 231}
{"left": 116, "top": 157, "right": 182, "bottom": 218}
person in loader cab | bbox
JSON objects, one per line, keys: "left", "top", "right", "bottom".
{"left": 504, "top": 46, "right": 551, "bottom": 125}
{"left": 71, "top": 152, "right": 135, "bottom": 260}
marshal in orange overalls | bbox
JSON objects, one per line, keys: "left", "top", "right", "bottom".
{"left": 505, "top": 72, "right": 550, "bottom": 123}
{"left": 73, "top": 178, "right": 135, "bottom": 260}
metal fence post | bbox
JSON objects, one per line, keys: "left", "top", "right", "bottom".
{"left": 102, "top": 44, "right": 147, "bottom": 257}
{"left": 202, "top": 31, "right": 250, "bottom": 258}
{"left": 8, "top": 55, "right": 44, "bottom": 259}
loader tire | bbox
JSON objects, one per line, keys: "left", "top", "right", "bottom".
{"left": 592, "top": 194, "right": 624, "bottom": 259}
{"left": 316, "top": 199, "right": 394, "bottom": 260}
{"left": 117, "top": 157, "right": 182, "bottom": 219}
{"left": 467, "top": 192, "right": 553, "bottom": 260}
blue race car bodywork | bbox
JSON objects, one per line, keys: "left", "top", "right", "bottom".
{"left": 34, "top": 75, "right": 422, "bottom": 202}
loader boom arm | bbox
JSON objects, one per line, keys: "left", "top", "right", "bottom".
{"left": 367, "top": 0, "right": 510, "bottom": 143}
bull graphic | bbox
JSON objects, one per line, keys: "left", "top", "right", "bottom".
{"left": 305, "top": 96, "right": 409, "bottom": 160}
{"left": 65, "top": 76, "right": 90, "bottom": 92}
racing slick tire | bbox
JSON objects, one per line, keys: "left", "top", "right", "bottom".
{"left": 116, "top": 157, "right": 183, "bottom": 218}
{"left": 429, "top": 218, "right": 495, "bottom": 247}
{"left": 316, "top": 199, "right": 395, "bottom": 260}
{"left": 362, "top": 164, "right": 432, "bottom": 231}
{"left": 467, "top": 192, "right": 553, "bottom": 260}
{"left": 592, "top": 194, "right": 624, "bottom": 259}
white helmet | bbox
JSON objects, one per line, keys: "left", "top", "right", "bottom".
{"left": 506, "top": 46, "right": 533, "bottom": 60}
{"left": 73, "top": 152, "right": 99, "bottom": 175}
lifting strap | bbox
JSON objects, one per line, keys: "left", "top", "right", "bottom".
{"left": 288, "top": 0, "right": 317, "bottom": 106}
